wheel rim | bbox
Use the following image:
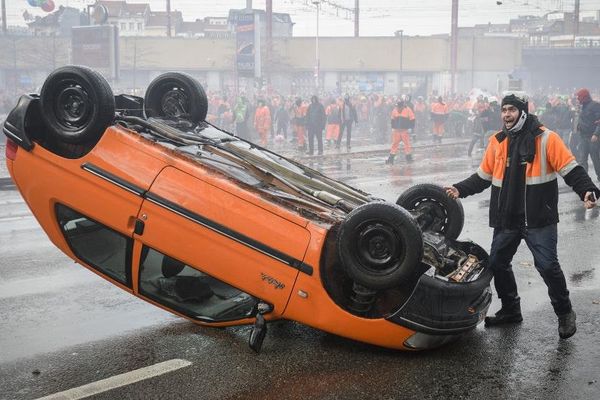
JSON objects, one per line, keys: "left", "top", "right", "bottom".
{"left": 160, "top": 86, "right": 190, "bottom": 118}
{"left": 355, "top": 221, "right": 403, "bottom": 274}
{"left": 54, "top": 79, "right": 92, "bottom": 131}
{"left": 410, "top": 197, "right": 449, "bottom": 233}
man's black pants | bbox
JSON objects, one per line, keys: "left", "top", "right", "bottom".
{"left": 579, "top": 135, "right": 600, "bottom": 181}
{"left": 308, "top": 127, "right": 323, "bottom": 155}
{"left": 489, "top": 225, "right": 572, "bottom": 316}
{"left": 336, "top": 122, "right": 353, "bottom": 150}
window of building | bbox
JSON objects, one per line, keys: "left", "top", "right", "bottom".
{"left": 120, "top": 23, "right": 126, "bottom": 31}
{"left": 137, "top": 22, "right": 142, "bottom": 30}
{"left": 138, "top": 247, "right": 258, "bottom": 322}
{"left": 56, "top": 204, "right": 132, "bottom": 287}
{"left": 129, "top": 22, "right": 135, "bottom": 31}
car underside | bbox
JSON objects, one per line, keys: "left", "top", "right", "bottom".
{"left": 4, "top": 65, "right": 492, "bottom": 351}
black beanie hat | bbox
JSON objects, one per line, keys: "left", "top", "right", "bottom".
{"left": 501, "top": 94, "right": 528, "bottom": 114}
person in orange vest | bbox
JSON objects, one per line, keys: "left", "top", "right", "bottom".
{"left": 291, "top": 97, "right": 308, "bottom": 151}
{"left": 386, "top": 100, "right": 415, "bottom": 164}
{"left": 325, "top": 98, "right": 341, "bottom": 147}
{"left": 445, "top": 94, "right": 600, "bottom": 340}
{"left": 254, "top": 99, "right": 272, "bottom": 147}
{"left": 430, "top": 96, "right": 449, "bottom": 143}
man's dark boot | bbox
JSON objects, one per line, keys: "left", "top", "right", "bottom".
{"left": 385, "top": 154, "right": 395, "bottom": 165}
{"left": 405, "top": 153, "right": 414, "bottom": 163}
{"left": 484, "top": 303, "right": 523, "bottom": 327}
{"left": 558, "top": 310, "right": 576, "bottom": 339}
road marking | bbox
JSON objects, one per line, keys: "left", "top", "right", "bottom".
{"left": 35, "top": 359, "right": 192, "bottom": 400}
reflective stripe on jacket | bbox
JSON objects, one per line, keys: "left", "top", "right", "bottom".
{"left": 477, "top": 127, "right": 577, "bottom": 188}
{"left": 455, "top": 125, "right": 590, "bottom": 228}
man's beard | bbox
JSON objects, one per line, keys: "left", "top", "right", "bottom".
{"left": 506, "top": 111, "right": 528, "bottom": 133}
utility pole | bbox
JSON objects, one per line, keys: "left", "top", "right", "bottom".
{"left": 398, "top": 30, "right": 404, "bottom": 93}
{"left": 450, "top": 0, "right": 458, "bottom": 94}
{"left": 354, "top": 0, "right": 359, "bottom": 37}
{"left": 1, "top": 0, "right": 7, "bottom": 35}
{"left": 574, "top": 0, "right": 580, "bottom": 36}
{"left": 266, "top": 0, "right": 272, "bottom": 88}
{"left": 313, "top": 1, "right": 320, "bottom": 92}
{"left": 166, "top": 0, "right": 171, "bottom": 37}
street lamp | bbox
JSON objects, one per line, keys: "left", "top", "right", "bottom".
{"left": 396, "top": 29, "right": 404, "bottom": 93}
{"left": 313, "top": 1, "right": 320, "bottom": 92}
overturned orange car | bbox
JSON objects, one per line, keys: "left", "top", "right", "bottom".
{"left": 4, "top": 66, "right": 492, "bottom": 352}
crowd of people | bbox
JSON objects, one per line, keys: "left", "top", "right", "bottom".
{"left": 204, "top": 88, "right": 598, "bottom": 165}
{"left": 1, "top": 83, "right": 597, "bottom": 177}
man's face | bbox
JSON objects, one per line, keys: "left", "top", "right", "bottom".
{"left": 501, "top": 104, "right": 520, "bottom": 129}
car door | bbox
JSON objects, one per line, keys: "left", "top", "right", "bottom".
{"left": 10, "top": 132, "right": 167, "bottom": 290}
{"left": 133, "top": 166, "right": 312, "bottom": 322}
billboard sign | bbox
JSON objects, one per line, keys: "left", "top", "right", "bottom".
{"left": 235, "top": 12, "right": 256, "bottom": 77}
{"left": 71, "top": 25, "right": 119, "bottom": 80}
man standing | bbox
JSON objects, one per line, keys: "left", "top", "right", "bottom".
{"left": 325, "top": 98, "right": 341, "bottom": 147}
{"left": 445, "top": 94, "right": 599, "bottom": 339}
{"left": 413, "top": 96, "right": 428, "bottom": 140}
{"left": 254, "top": 99, "right": 272, "bottom": 147}
{"left": 430, "top": 96, "right": 449, "bottom": 143}
{"left": 575, "top": 88, "right": 600, "bottom": 182}
{"left": 292, "top": 98, "right": 308, "bottom": 151}
{"left": 274, "top": 99, "right": 290, "bottom": 141}
{"left": 305, "top": 95, "right": 327, "bottom": 156}
{"left": 234, "top": 96, "right": 249, "bottom": 139}
{"left": 337, "top": 94, "right": 358, "bottom": 152}
{"left": 386, "top": 100, "right": 415, "bottom": 164}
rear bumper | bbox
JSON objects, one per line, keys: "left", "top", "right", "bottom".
{"left": 387, "top": 267, "right": 493, "bottom": 335}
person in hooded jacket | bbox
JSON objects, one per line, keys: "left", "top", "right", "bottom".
{"left": 445, "top": 94, "right": 599, "bottom": 340}
{"left": 575, "top": 88, "right": 600, "bottom": 182}
{"left": 337, "top": 94, "right": 358, "bottom": 151}
{"left": 305, "top": 95, "right": 327, "bottom": 156}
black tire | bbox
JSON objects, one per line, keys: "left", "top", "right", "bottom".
{"left": 396, "top": 183, "right": 464, "bottom": 239}
{"left": 337, "top": 202, "right": 424, "bottom": 290}
{"left": 40, "top": 65, "right": 115, "bottom": 145}
{"left": 144, "top": 72, "right": 208, "bottom": 123}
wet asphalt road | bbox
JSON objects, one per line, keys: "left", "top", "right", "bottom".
{"left": 1, "top": 142, "right": 599, "bottom": 400}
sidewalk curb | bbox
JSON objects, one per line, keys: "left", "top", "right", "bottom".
{"left": 282, "top": 139, "right": 472, "bottom": 161}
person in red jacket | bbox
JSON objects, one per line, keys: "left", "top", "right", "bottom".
{"left": 386, "top": 100, "right": 415, "bottom": 164}
{"left": 254, "top": 99, "right": 272, "bottom": 147}
{"left": 445, "top": 94, "right": 599, "bottom": 340}
{"left": 430, "top": 96, "right": 449, "bottom": 143}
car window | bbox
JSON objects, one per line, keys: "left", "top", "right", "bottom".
{"left": 56, "top": 204, "right": 132, "bottom": 287}
{"left": 138, "top": 247, "right": 258, "bottom": 322}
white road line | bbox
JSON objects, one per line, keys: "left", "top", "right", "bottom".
{"left": 35, "top": 359, "right": 192, "bottom": 400}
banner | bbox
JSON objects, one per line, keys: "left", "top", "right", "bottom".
{"left": 235, "top": 12, "right": 255, "bottom": 78}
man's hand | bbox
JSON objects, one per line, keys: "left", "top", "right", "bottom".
{"left": 584, "top": 191, "right": 597, "bottom": 209}
{"left": 445, "top": 186, "right": 460, "bottom": 199}
{"left": 591, "top": 135, "right": 599, "bottom": 143}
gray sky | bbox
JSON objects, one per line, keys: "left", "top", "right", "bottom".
{"left": 8, "top": 0, "right": 600, "bottom": 36}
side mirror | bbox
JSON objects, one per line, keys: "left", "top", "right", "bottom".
{"left": 248, "top": 302, "right": 273, "bottom": 353}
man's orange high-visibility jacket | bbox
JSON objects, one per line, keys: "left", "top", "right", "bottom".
{"left": 454, "top": 123, "right": 599, "bottom": 228}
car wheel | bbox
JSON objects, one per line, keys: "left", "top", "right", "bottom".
{"left": 40, "top": 65, "right": 115, "bottom": 145}
{"left": 337, "top": 202, "right": 424, "bottom": 291}
{"left": 396, "top": 183, "right": 464, "bottom": 239}
{"left": 144, "top": 72, "right": 208, "bottom": 123}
